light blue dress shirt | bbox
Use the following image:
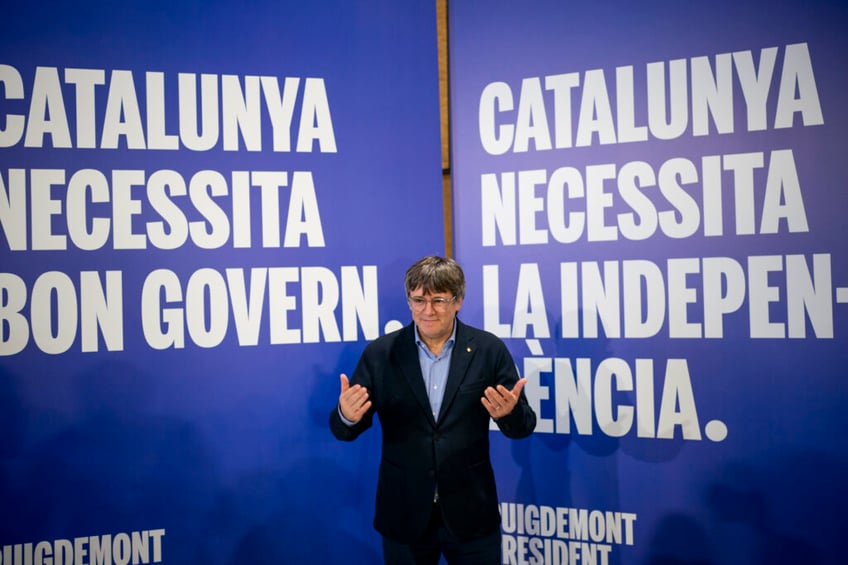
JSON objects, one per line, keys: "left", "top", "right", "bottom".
{"left": 414, "top": 321, "right": 457, "bottom": 423}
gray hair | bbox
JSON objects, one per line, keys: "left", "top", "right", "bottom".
{"left": 404, "top": 255, "right": 466, "bottom": 299}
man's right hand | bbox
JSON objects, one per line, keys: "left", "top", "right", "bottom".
{"left": 339, "top": 373, "right": 371, "bottom": 423}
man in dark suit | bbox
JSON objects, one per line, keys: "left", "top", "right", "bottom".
{"left": 330, "top": 255, "right": 536, "bottom": 564}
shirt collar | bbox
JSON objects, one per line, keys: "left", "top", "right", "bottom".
{"left": 414, "top": 319, "right": 457, "bottom": 355}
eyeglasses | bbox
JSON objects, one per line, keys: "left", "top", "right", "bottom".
{"left": 407, "top": 296, "right": 457, "bottom": 312}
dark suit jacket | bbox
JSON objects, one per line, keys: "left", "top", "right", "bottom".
{"left": 329, "top": 319, "right": 536, "bottom": 543}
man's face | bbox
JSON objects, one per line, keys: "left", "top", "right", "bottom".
{"left": 408, "top": 286, "right": 463, "bottom": 343}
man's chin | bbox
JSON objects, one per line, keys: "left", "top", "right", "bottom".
{"left": 417, "top": 321, "right": 443, "bottom": 334}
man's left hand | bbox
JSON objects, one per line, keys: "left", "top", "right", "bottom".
{"left": 481, "top": 378, "right": 527, "bottom": 420}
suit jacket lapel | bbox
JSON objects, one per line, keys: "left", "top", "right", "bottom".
{"left": 392, "top": 323, "right": 438, "bottom": 427}
{"left": 437, "top": 320, "right": 475, "bottom": 423}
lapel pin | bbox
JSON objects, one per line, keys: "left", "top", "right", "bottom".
{"left": 467, "top": 347, "right": 471, "bottom": 352}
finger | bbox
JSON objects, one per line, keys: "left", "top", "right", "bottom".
{"left": 510, "top": 378, "right": 527, "bottom": 397}
{"left": 480, "top": 396, "right": 499, "bottom": 416}
{"left": 340, "top": 373, "right": 350, "bottom": 393}
{"left": 341, "top": 387, "right": 369, "bottom": 421}
{"left": 347, "top": 386, "right": 369, "bottom": 406}
{"left": 482, "top": 388, "right": 507, "bottom": 410}
{"left": 491, "top": 391, "right": 514, "bottom": 413}
{"left": 345, "top": 392, "right": 372, "bottom": 422}
{"left": 495, "top": 384, "right": 511, "bottom": 399}
{"left": 496, "top": 378, "right": 527, "bottom": 401}
{"left": 341, "top": 384, "right": 363, "bottom": 406}
{"left": 484, "top": 386, "right": 506, "bottom": 404}
{"left": 354, "top": 400, "right": 372, "bottom": 418}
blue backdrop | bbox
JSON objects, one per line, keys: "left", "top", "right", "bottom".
{"left": 450, "top": 1, "right": 847, "bottom": 564}
{"left": 1, "top": 1, "right": 442, "bottom": 563}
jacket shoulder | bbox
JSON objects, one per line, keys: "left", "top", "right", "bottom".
{"left": 456, "top": 319, "right": 508, "bottom": 347}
